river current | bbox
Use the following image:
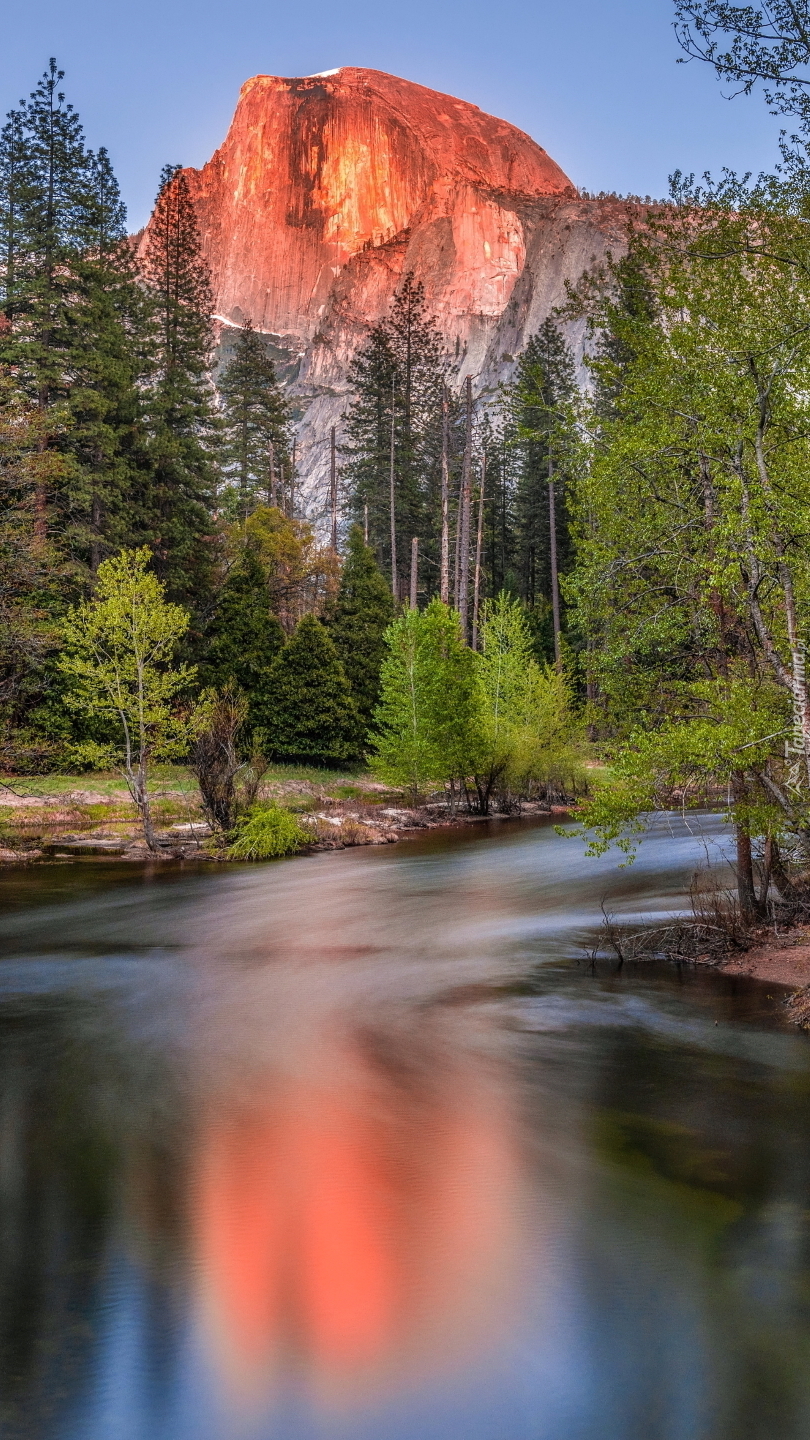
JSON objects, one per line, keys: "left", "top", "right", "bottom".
{"left": 1, "top": 814, "right": 809, "bottom": 1440}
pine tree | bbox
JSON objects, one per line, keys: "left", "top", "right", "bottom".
{"left": 0, "top": 64, "right": 151, "bottom": 572}
{"left": 257, "top": 614, "right": 362, "bottom": 765}
{"left": 591, "top": 246, "right": 658, "bottom": 421}
{"left": 324, "top": 524, "right": 393, "bottom": 729}
{"left": 0, "top": 105, "right": 33, "bottom": 332}
{"left": 387, "top": 275, "right": 446, "bottom": 567}
{"left": 202, "top": 546, "right": 285, "bottom": 720}
{"left": 139, "top": 164, "right": 218, "bottom": 604}
{"left": 64, "top": 148, "right": 153, "bottom": 571}
{"left": 218, "top": 319, "right": 291, "bottom": 517}
{"left": 503, "top": 320, "right": 578, "bottom": 649}
{"left": 342, "top": 323, "right": 396, "bottom": 571}
{"left": 343, "top": 277, "right": 447, "bottom": 594}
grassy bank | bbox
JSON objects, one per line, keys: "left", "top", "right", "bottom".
{"left": 0, "top": 764, "right": 412, "bottom": 861}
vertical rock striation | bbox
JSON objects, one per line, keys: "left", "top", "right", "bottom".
{"left": 141, "top": 68, "right": 632, "bottom": 508}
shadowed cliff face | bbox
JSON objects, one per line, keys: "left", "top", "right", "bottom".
{"left": 143, "top": 68, "right": 632, "bottom": 509}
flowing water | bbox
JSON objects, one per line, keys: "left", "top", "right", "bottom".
{"left": 1, "top": 814, "right": 810, "bottom": 1440}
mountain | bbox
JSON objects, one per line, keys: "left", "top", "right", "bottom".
{"left": 143, "top": 68, "right": 632, "bottom": 507}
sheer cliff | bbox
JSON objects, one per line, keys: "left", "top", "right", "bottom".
{"left": 143, "top": 68, "right": 632, "bottom": 506}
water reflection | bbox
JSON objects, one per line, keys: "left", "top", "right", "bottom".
{"left": 192, "top": 1032, "right": 519, "bottom": 1401}
{"left": 1, "top": 817, "right": 809, "bottom": 1439}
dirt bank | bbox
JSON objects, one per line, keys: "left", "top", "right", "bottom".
{"left": 710, "top": 926, "right": 810, "bottom": 990}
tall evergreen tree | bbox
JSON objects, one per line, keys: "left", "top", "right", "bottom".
{"left": 218, "top": 318, "right": 291, "bottom": 517}
{"left": 591, "top": 247, "right": 658, "bottom": 422}
{"left": 139, "top": 164, "right": 217, "bottom": 603}
{"left": 343, "top": 277, "right": 447, "bottom": 594}
{"left": 202, "top": 546, "right": 285, "bottom": 723}
{"left": 0, "top": 63, "right": 150, "bottom": 572}
{"left": 257, "top": 613, "right": 362, "bottom": 765}
{"left": 324, "top": 524, "right": 394, "bottom": 729}
{"left": 0, "top": 105, "right": 33, "bottom": 333}
{"left": 342, "top": 323, "right": 395, "bottom": 567}
{"left": 502, "top": 320, "right": 578, "bottom": 644}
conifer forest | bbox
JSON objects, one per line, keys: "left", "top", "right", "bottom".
{"left": 9, "top": 11, "right": 810, "bottom": 1439}
{"left": 5, "top": 13, "right": 810, "bottom": 919}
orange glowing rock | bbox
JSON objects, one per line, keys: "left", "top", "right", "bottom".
{"left": 179, "top": 67, "right": 574, "bottom": 341}
{"left": 140, "top": 68, "right": 632, "bottom": 500}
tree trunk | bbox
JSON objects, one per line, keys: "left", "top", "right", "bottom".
{"left": 458, "top": 376, "right": 473, "bottom": 637}
{"left": 330, "top": 426, "right": 338, "bottom": 551}
{"left": 440, "top": 389, "right": 450, "bottom": 604}
{"left": 268, "top": 441, "right": 277, "bottom": 506}
{"left": 126, "top": 756, "right": 158, "bottom": 852}
{"left": 548, "top": 449, "right": 561, "bottom": 667}
{"left": 732, "top": 772, "right": 758, "bottom": 921}
{"left": 91, "top": 489, "right": 102, "bottom": 574}
{"left": 389, "top": 379, "right": 397, "bottom": 596}
{"left": 472, "top": 450, "right": 486, "bottom": 650}
{"left": 410, "top": 536, "right": 418, "bottom": 609}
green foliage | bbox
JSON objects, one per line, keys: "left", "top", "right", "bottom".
{"left": 673, "top": 2, "right": 810, "bottom": 133}
{"left": 202, "top": 546, "right": 285, "bottom": 722}
{"left": 474, "top": 593, "right": 584, "bottom": 809}
{"left": 228, "top": 802, "right": 309, "bottom": 859}
{"left": 257, "top": 614, "right": 362, "bottom": 765}
{"left": 371, "top": 600, "right": 479, "bottom": 797}
{"left": 342, "top": 276, "right": 447, "bottom": 591}
{"left": 58, "top": 547, "right": 193, "bottom": 845}
{"left": 0, "top": 61, "right": 153, "bottom": 575}
{"left": 218, "top": 319, "right": 291, "bottom": 517}
{"left": 576, "top": 673, "right": 789, "bottom": 858}
{"left": 138, "top": 164, "right": 217, "bottom": 604}
{"left": 501, "top": 319, "right": 579, "bottom": 624}
{"left": 324, "top": 525, "right": 393, "bottom": 727}
{"left": 567, "top": 205, "right": 810, "bottom": 862}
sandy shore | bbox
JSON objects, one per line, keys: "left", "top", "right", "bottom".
{"left": 711, "top": 926, "right": 810, "bottom": 990}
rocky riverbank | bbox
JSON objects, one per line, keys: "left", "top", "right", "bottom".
{"left": 0, "top": 774, "right": 566, "bottom": 865}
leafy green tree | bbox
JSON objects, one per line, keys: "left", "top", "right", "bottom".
{"left": 202, "top": 546, "right": 285, "bottom": 722}
{"left": 674, "top": 2, "right": 810, "bottom": 132}
{"left": 590, "top": 248, "right": 658, "bottom": 422}
{"left": 324, "top": 525, "right": 393, "bottom": 729}
{"left": 139, "top": 164, "right": 217, "bottom": 603}
{"left": 569, "top": 200, "right": 810, "bottom": 908}
{"left": 218, "top": 318, "right": 291, "bottom": 517}
{"left": 472, "top": 593, "right": 583, "bottom": 811}
{"left": 59, "top": 548, "right": 194, "bottom": 849}
{"left": 371, "top": 600, "right": 479, "bottom": 799}
{"left": 257, "top": 614, "right": 361, "bottom": 765}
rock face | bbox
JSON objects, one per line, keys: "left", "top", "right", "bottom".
{"left": 153, "top": 68, "right": 632, "bottom": 508}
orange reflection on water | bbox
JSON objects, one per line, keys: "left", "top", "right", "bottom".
{"left": 192, "top": 1030, "right": 519, "bottom": 1397}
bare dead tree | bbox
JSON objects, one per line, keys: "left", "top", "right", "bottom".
{"left": 458, "top": 376, "right": 473, "bottom": 636}
{"left": 472, "top": 447, "right": 486, "bottom": 650}
{"left": 440, "top": 387, "right": 450, "bottom": 604}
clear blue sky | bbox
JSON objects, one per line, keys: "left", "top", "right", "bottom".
{"left": 2, "top": 0, "right": 783, "bottom": 230}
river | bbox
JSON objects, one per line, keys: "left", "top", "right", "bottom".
{"left": 1, "top": 814, "right": 809, "bottom": 1440}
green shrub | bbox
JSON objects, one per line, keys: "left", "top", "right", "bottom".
{"left": 228, "top": 803, "right": 309, "bottom": 860}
